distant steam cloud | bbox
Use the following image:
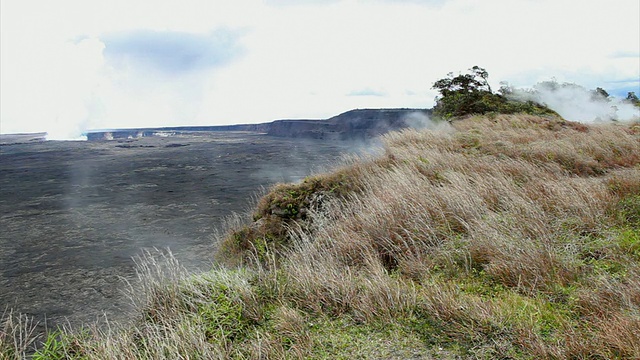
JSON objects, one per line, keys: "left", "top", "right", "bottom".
{"left": 38, "top": 29, "right": 246, "bottom": 140}
{"left": 507, "top": 81, "right": 640, "bottom": 122}
{"left": 102, "top": 29, "right": 245, "bottom": 75}
{"left": 402, "top": 111, "right": 452, "bottom": 132}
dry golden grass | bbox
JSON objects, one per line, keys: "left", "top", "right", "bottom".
{"left": 253, "top": 115, "right": 640, "bottom": 358}
{"left": 0, "top": 310, "right": 39, "bottom": 360}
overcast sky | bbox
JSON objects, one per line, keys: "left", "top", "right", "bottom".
{"left": 1, "top": 0, "right": 639, "bottom": 138}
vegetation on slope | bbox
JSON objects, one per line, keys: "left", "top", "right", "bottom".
{"left": 2, "top": 114, "right": 639, "bottom": 359}
{"left": 432, "top": 67, "right": 560, "bottom": 119}
{"left": 626, "top": 92, "right": 640, "bottom": 108}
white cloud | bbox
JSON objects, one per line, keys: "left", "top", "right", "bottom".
{"left": 265, "top": 0, "right": 341, "bottom": 6}
{"left": 1, "top": 0, "right": 638, "bottom": 137}
{"left": 348, "top": 88, "right": 388, "bottom": 97}
{"left": 102, "top": 29, "right": 245, "bottom": 75}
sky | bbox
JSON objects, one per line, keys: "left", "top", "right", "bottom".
{"left": 1, "top": 0, "right": 639, "bottom": 139}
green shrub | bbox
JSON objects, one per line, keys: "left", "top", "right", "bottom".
{"left": 432, "top": 66, "right": 559, "bottom": 119}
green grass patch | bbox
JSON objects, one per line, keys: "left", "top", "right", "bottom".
{"left": 614, "top": 195, "right": 640, "bottom": 228}
{"left": 617, "top": 227, "right": 640, "bottom": 259}
{"left": 306, "top": 316, "right": 438, "bottom": 359}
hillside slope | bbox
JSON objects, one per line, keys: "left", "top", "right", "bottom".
{"left": 3, "top": 114, "right": 639, "bottom": 359}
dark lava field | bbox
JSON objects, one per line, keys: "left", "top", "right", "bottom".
{"left": 0, "top": 132, "right": 362, "bottom": 329}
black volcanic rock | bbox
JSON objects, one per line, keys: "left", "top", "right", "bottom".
{"left": 85, "top": 108, "right": 431, "bottom": 141}
{"left": 0, "top": 132, "right": 357, "bottom": 330}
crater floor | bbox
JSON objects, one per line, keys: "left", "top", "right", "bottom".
{"left": 0, "top": 132, "right": 360, "bottom": 329}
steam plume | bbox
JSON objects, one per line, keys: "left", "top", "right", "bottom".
{"left": 506, "top": 81, "right": 639, "bottom": 122}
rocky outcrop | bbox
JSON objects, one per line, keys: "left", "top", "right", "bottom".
{"left": 85, "top": 108, "right": 431, "bottom": 141}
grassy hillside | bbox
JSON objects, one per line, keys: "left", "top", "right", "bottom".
{"left": 3, "top": 114, "right": 639, "bottom": 359}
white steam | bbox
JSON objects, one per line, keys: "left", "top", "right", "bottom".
{"left": 0, "top": 37, "right": 105, "bottom": 141}
{"left": 1, "top": 29, "right": 244, "bottom": 141}
{"left": 403, "top": 111, "right": 452, "bottom": 132}
{"left": 507, "top": 82, "right": 639, "bottom": 122}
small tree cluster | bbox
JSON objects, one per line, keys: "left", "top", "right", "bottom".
{"left": 432, "top": 66, "right": 558, "bottom": 119}
{"left": 626, "top": 92, "right": 640, "bottom": 107}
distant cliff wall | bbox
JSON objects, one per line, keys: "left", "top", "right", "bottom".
{"left": 266, "top": 109, "right": 431, "bottom": 140}
{"left": 85, "top": 124, "right": 270, "bottom": 141}
{"left": 85, "top": 108, "right": 431, "bottom": 141}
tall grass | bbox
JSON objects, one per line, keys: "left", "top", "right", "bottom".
{"left": 0, "top": 310, "right": 39, "bottom": 359}
{"left": 2, "top": 114, "right": 639, "bottom": 359}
